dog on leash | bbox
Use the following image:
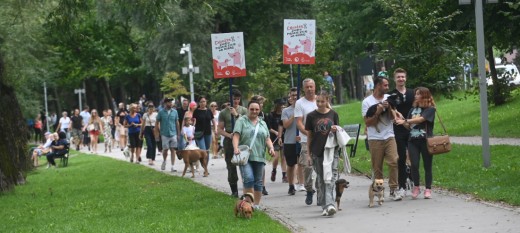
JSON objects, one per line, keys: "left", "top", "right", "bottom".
{"left": 335, "top": 179, "right": 350, "bottom": 211}
{"left": 234, "top": 193, "right": 254, "bottom": 219}
{"left": 365, "top": 93, "right": 400, "bottom": 133}
{"left": 368, "top": 179, "right": 385, "bottom": 208}
{"left": 175, "top": 149, "right": 209, "bottom": 178}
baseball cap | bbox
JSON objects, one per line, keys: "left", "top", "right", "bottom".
{"left": 164, "top": 97, "right": 174, "bottom": 102}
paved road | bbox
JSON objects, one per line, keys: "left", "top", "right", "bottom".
{"left": 93, "top": 142, "right": 520, "bottom": 233}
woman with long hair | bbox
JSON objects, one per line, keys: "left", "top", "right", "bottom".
{"left": 267, "top": 99, "right": 287, "bottom": 183}
{"left": 141, "top": 102, "right": 158, "bottom": 165}
{"left": 193, "top": 97, "right": 215, "bottom": 160}
{"left": 395, "top": 87, "right": 436, "bottom": 199}
{"left": 209, "top": 101, "right": 220, "bottom": 158}
{"left": 88, "top": 109, "right": 104, "bottom": 153}
{"left": 124, "top": 103, "right": 143, "bottom": 163}
{"left": 101, "top": 109, "right": 113, "bottom": 153}
{"left": 305, "top": 90, "right": 340, "bottom": 216}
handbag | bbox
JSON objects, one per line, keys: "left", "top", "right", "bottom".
{"left": 231, "top": 122, "right": 260, "bottom": 166}
{"left": 426, "top": 110, "right": 451, "bottom": 155}
{"left": 194, "top": 131, "right": 204, "bottom": 139}
{"left": 87, "top": 123, "right": 95, "bottom": 131}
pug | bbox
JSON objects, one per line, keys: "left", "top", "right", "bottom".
{"left": 368, "top": 179, "right": 385, "bottom": 208}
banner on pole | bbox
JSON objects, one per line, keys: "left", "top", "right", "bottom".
{"left": 211, "top": 32, "right": 246, "bottom": 78}
{"left": 283, "top": 19, "right": 315, "bottom": 65}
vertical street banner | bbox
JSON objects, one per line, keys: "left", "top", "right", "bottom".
{"left": 211, "top": 32, "right": 246, "bottom": 78}
{"left": 283, "top": 19, "right": 316, "bottom": 64}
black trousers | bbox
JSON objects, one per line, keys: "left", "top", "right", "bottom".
{"left": 408, "top": 138, "right": 433, "bottom": 189}
{"left": 223, "top": 137, "right": 238, "bottom": 186}
{"left": 395, "top": 134, "right": 409, "bottom": 190}
{"left": 144, "top": 126, "right": 156, "bottom": 160}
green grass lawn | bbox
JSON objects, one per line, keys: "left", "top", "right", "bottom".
{"left": 336, "top": 88, "right": 520, "bottom": 137}
{"left": 0, "top": 154, "right": 289, "bottom": 233}
{"left": 347, "top": 140, "right": 520, "bottom": 206}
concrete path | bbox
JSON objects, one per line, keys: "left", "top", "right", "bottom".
{"left": 91, "top": 143, "right": 520, "bottom": 233}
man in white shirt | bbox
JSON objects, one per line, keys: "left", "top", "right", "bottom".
{"left": 80, "top": 106, "right": 91, "bottom": 151}
{"left": 295, "top": 78, "right": 318, "bottom": 205}
{"left": 362, "top": 76, "right": 402, "bottom": 201}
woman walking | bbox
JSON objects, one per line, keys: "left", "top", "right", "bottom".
{"left": 233, "top": 100, "right": 275, "bottom": 210}
{"left": 101, "top": 109, "right": 113, "bottom": 153}
{"left": 209, "top": 101, "right": 220, "bottom": 158}
{"left": 395, "top": 87, "right": 436, "bottom": 199}
{"left": 305, "top": 90, "right": 340, "bottom": 216}
{"left": 124, "top": 104, "right": 143, "bottom": 163}
{"left": 88, "top": 109, "right": 104, "bottom": 153}
{"left": 141, "top": 102, "right": 158, "bottom": 165}
{"left": 193, "top": 97, "right": 215, "bottom": 160}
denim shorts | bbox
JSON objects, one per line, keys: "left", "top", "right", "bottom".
{"left": 239, "top": 161, "right": 265, "bottom": 191}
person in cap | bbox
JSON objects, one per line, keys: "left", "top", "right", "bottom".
{"left": 155, "top": 97, "right": 181, "bottom": 172}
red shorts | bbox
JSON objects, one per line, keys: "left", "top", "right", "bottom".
{"left": 89, "top": 130, "right": 100, "bottom": 136}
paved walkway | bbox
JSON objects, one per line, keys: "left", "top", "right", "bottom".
{"left": 90, "top": 139, "right": 520, "bottom": 233}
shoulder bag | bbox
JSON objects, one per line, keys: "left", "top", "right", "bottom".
{"left": 426, "top": 110, "right": 451, "bottom": 155}
{"left": 231, "top": 122, "right": 260, "bottom": 166}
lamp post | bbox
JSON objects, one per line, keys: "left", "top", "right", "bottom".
{"left": 180, "top": 43, "right": 200, "bottom": 103}
{"left": 74, "top": 88, "right": 85, "bottom": 111}
{"left": 459, "top": 0, "right": 497, "bottom": 168}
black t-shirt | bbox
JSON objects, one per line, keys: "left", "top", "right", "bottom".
{"left": 177, "top": 107, "right": 188, "bottom": 122}
{"left": 267, "top": 111, "right": 282, "bottom": 141}
{"left": 70, "top": 115, "right": 83, "bottom": 129}
{"left": 305, "top": 109, "right": 339, "bottom": 157}
{"left": 407, "top": 107, "right": 435, "bottom": 140}
{"left": 388, "top": 88, "right": 414, "bottom": 136}
{"left": 193, "top": 108, "right": 214, "bottom": 135}
{"left": 116, "top": 109, "right": 129, "bottom": 125}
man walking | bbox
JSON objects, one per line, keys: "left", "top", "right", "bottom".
{"left": 362, "top": 76, "right": 402, "bottom": 201}
{"left": 80, "top": 106, "right": 91, "bottom": 151}
{"left": 155, "top": 97, "right": 181, "bottom": 172}
{"left": 218, "top": 89, "right": 248, "bottom": 198}
{"left": 70, "top": 109, "right": 83, "bottom": 151}
{"left": 388, "top": 68, "right": 414, "bottom": 196}
{"left": 280, "top": 87, "right": 306, "bottom": 195}
{"left": 295, "top": 78, "right": 318, "bottom": 205}
{"left": 176, "top": 97, "right": 189, "bottom": 150}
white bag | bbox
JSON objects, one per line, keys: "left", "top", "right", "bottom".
{"left": 231, "top": 145, "right": 250, "bottom": 166}
{"left": 231, "top": 123, "right": 260, "bottom": 166}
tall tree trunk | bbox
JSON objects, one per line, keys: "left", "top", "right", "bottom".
{"left": 101, "top": 78, "right": 114, "bottom": 111}
{"left": 0, "top": 53, "right": 29, "bottom": 192}
{"left": 486, "top": 45, "right": 505, "bottom": 105}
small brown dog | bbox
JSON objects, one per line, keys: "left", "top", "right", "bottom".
{"left": 175, "top": 149, "right": 209, "bottom": 178}
{"left": 368, "top": 179, "right": 385, "bottom": 208}
{"left": 335, "top": 179, "right": 350, "bottom": 211}
{"left": 234, "top": 193, "right": 254, "bottom": 219}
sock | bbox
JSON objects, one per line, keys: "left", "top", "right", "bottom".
{"left": 282, "top": 172, "right": 286, "bottom": 178}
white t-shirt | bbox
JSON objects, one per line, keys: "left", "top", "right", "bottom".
{"left": 80, "top": 111, "right": 91, "bottom": 126}
{"left": 294, "top": 97, "right": 317, "bottom": 143}
{"left": 143, "top": 112, "right": 158, "bottom": 127}
{"left": 362, "top": 94, "right": 395, "bottom": 140}
{"left": 182, "top": 125, "right": 196, "bottom": 147}
{"left": 59, "top": 117, "right": 71, "bottom": 132}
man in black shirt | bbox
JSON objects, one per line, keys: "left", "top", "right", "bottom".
{"left": 176, "top": 97, "right": 189, "bottom": 150}
{"left": 388, "top": 68, "right": 414, "bottom": 197}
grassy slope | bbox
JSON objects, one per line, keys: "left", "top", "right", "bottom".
{"left": 336, "top": 89, "right": 520, "bottom": 137}
{"left": 0, "top": 155, "right": 289, "bottom": 233}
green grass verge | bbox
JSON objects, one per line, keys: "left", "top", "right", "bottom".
{"left": 347, "top": 140, "right": 520, "bottom": 206}
{"left": 0, "top": 154, "right": 289, "bottom": 233}
{"left": 335, "top": 88, "right": 520, "bottom": 138}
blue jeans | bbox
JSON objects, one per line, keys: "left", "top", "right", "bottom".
{"left": 178, "top": 134, "right": 185, "bottom": 150}
{"left": 239, "top": 161, "right": 265, "bottom": 192}
{"left": 196, "top": 134, "right": 212, "bottom": 162}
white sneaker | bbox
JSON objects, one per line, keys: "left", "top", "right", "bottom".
{"left": 321, "top": 209, "right": 328, "bottom": 216}
{"left": 391, "top": 189, "right": 403, "bottom": 201}
{"left": 398, "top": 188, "right": 406, "bottom": 198}
{"left": 123, "top": 148, "right": 130, "bottom": 158}
{"left": 46, "top": 164, "right": 51, "bottom": 169}
{"left": 171, "top": 167, "right": 177, "bottom": 172}
{"left": 297, "top": 184, "right": 306, "bottom": 192}
{"left": 161, "top": 161, "right": 166, "bottom": 170}
{"left": 326, "top": 205, "right": 337, "bottom": 216}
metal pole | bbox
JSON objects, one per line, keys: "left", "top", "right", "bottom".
{"left": 79, "top": 91, "right": 83, "bottom": 111}
{"left": 475, "top": 0, "right": 491, "bottom": 167}
{"left": 187, "top": 43, "right": 195, "bottom": 102}
{"left": 44, "top": 81, "right": 49, "bottom": 132}
{"left": 290, "top": 64, "right": 294, "bottom": 87}
{"left": 229, "top": 78, "right": 235, "bottom": 128}
{"left": 463, "top": 65, "right": 467, "bottom": 90}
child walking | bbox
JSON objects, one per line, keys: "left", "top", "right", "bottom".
{"left": 182, "top": 116, "right": 197, "bottom": 149}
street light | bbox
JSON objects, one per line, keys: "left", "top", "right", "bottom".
{"left": 459, "top": 0, "right": 497, "bottom": 168}
{"left": 180, "top": 43, "right": 200, "bottom": 102}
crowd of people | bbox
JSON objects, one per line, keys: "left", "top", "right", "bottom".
{"left": 30, "top": 67, "right": 438, "bottom": 216}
